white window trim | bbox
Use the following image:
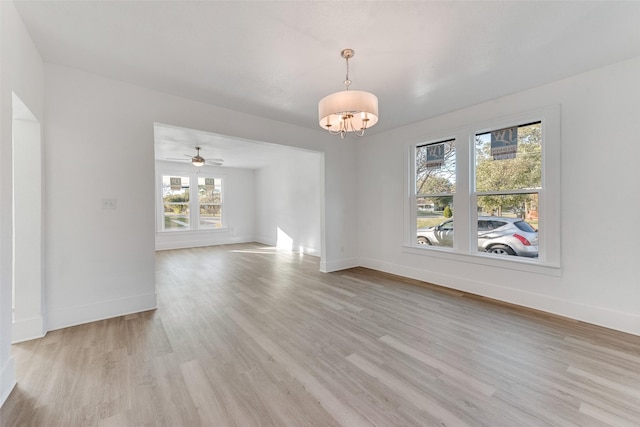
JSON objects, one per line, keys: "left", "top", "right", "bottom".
{"left": 156, "top": 168, "right": 227, "bottom": 233}
{"left": 404, "top": 105, "right": 561, "bottom": 275}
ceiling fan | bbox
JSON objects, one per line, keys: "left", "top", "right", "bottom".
{"left": 167, "top": 146, "right": 224, "bottom": 167}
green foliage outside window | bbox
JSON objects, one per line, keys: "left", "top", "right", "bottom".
{"left": 475, "top": 123, "right": 541, "bottom": 218}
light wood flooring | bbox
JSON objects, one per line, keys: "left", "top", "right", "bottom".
{"left": 2, "top": 243, "right": 640, "bottom": 426}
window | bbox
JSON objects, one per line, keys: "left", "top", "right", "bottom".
{"left": 198, "top": 177, "right": 222, "bottom": 229}
{"left": 415, "top": 139, "right": 455, "bottom": 248}
{"left": 160, "top": 174, "right": 223, "bottom": 232}
{"left": 162, "top": 176, "right": 190, "bottom": 230}
{"left": 474, "top": 122, "right": 541, "bottom": 258}
{"left": 408, "top": 106, "right": 560, "bottom": 270}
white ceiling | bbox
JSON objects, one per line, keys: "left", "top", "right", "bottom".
{"left": 154, "top": 122, "right": 315, "bottom": 169}
{"left": 14, "top": 1, "right": 640, "bottom": 166}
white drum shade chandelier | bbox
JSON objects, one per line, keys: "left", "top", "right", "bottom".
{"left": 318, "top": 49, "right": 378, "bottom": 138}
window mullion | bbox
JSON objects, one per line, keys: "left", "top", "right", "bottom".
{"left": 477, "top": 189, "right": 540, "bottom": 197}
{"left": 190, "top": 175, "right": 199, "bottom": 230}
{"left": 452, "top": 130, "right": 470, "bottom": 254}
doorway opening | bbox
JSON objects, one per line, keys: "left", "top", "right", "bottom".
{"left": 12, "top": 93, "right": 45, "bottom": 343}
{"left": 153, "top": 123, "right": 324, "bottom": 262}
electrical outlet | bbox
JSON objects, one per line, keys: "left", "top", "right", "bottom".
{"left": 101, "top": 198, "right": 117, "bottom": 210}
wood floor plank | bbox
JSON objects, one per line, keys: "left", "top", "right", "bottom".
{"left": 346, "top": 352, "right": 471, "bottom": 427}
{"left": 308, "top": 292, "right": 345, "bottom": 311}
{"left": 235, "top": 291, "right": 272, "bottom": 314}
{"left": 579, "top": 402, "right": 639, "bottom": 427}
{"left": 567, "top": 365, "right": 640, "bottom": 400}
{"left": 180, "top": 359, "right": 227, "bottom": 425}
{"left": 379, "top": 334, "right": 497, "bottom": 397}
{"left": 312, "top": 290, "right": 363, "bottom": 312}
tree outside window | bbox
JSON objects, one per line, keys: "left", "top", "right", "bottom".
{"left": 475, "top": 122, "right": 541, "bottom": 229}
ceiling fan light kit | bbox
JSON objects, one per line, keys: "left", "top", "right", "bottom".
{"left": 191, "top": 146, "right": 205, "bottom": 167}
{"left": 318, "top": 48, "right": 378, "bottom": 139}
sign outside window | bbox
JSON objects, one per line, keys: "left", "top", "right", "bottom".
{"left": 426, "top": 143, "right": 445, "bottom": 169}
{"left": 205, "top": 178, "right": 215, "bottom": 191}
{"left": 491, "top": 126, "right": 518, "bottom": 160}
{"left": 170, "top": 177, "right": 181, "bottom": 191}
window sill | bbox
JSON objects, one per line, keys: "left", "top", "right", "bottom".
{"left": 401, "top": 245, "right": 561, "bottom": 277}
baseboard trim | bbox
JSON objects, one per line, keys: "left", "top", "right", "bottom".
{"left": 320, "top": 257, "right": 359, "bottom": 273}
{"left": 359, "top": 257, "right": 640, "bottom": 337}
{"left": 254, "top": 236, "right": 275, "bottom": 247}
{"left": 0, "top": 356, "right": 16, "bottom": 409}
{"left": 253, "top": 238, "right": 320, "bottom": 257}
{"left": 155, "top": 235, "right": 254, "bottom": 251}
{"left": 47, "top": 292, "right": 157, "bottom": 331}
{"left": 299, "top": 246, "right": 320, "bottom": 257}
{"left": 12, "top": 315, "right": 45, "bottom": 344}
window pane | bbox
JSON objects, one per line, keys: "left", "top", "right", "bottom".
{"left": 163, "top": 203, "right": 190, "bottom": 229}
{"left": 477, "top": 194, "right": 539, "bottom": 258}
{"left": 198, "top": 177, "right": 221, "bottom": 203}
{"left": 200, "top": 205, "right": 221, "bottom": 228}
{"left": 416, "top": 139, "right": 456, "bottom": 195}
{"left": 416, "top": 196, "right": 454, "bottom": 247}
{"left": 198, "top": 177, "right": 222, "bottom": 229}
{"left": 162, "top": 176, "right": 190, "bottom": 230}
{"left": 475, "top": 122, "right": 541, "bottom": 192}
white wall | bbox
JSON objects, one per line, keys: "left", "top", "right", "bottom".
{"left": 43, "top": 62, "right": 358, "bottom": 331}
{"left": 255, "top": 150, "right": 322, "bottom": 256}
{"left": 0, "top": 0, "right": 45, "bottom": 407}
{"left": 358, "top": 56, "right": 640, "bottom": 336}
{"left": 155, "top": 160, "right": 256, "bottom": 250}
